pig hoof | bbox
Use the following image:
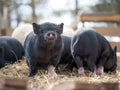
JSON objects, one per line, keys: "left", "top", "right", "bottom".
{"left": 48, "top": 72, "right": 57, "bottom": 78}
{"left": 97, "top": 71, "right": 103, "bottom": 75}
{"left": 78, "top": 67, "right": 85, "bottom": 75}
{"left": 29, "top": 73, "right": 35, "bottom": 77}
{"left": 29, "top": 70, "right": 37, "bottom": 77}
{"left": 48, "top": 65, "right": 57, "bottom": 78}
{"left": 89, "top": 72, "right": 97, "bottom": 77}
{"left": 97, "top": 66, "right": 104, "bottom": 75}
{"left": 58, "top": 65, "right": 66, "bottom": 72}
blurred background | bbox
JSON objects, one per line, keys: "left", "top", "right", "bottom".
{"left": 0, "top": 0, "right": 120, "bottom": 35}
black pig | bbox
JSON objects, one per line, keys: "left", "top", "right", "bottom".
{"left": 71, "top": 30, "right": 117, "bottom": 75}
{"left": 24, "top": 22, "right": 64, "bottom": 77}
{"left": 0, "top": 36, "right": 24, "bottom": 68}
{"left": 58, "top": 35, "right": 76, "bottom": 71}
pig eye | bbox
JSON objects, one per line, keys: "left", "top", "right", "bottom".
{"left": 55, "top": 30, "right": 59, "bottom": 33}
{"left": 40, "top": 30, "right": 44, "bottom": 33}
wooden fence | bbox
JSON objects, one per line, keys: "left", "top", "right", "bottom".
{"left": 93, "top": 27, "right": 120, "bottom": 52}
{"left": 80, "top": 13, "right": 120, "bottom": 70}
{"left": 80, "top": 14, "right": 120, "bottom": 23}
{"left": 0, "top": 29, "right": 13, "bottom": 36}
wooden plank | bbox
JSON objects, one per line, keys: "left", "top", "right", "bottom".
{"left": 6, "top": 29, "right": 13, "bottom": 36}
{"left": 117, "top": 56, "right": 120, "bottom": 60}
{"left": 117, "top": 56, "right": 120, "bottom": 70}
{"left": 110, "top": 42, "right": 120, "bottom": 52}
{"left": 93, "top": 27, "right": 120, "bottom": 36}
{"left": 48, "top": 81, "right": 119, "bottom": 90}
{"left": 0, "top": 29, "right": 13, "bottom": 36}
{"left": 91, "top": 27, "right": 120, "bottom": 52}
{"left": 3, "top": 78, "right": 27, "bottom": 90}
{"left": 80, "top": 14, "right": 120, "bottom": 22}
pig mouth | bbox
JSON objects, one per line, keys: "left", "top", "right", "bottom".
{"left": 46, "top": 37, "right": 57, "bottom": 43}
{"left": 48, "top": 37, "right": 55, "bottom": 41}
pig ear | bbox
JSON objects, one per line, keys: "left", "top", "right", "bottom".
{"left": 114, "top": 46, "right": 117, "bottom": 52}
{"left": 0, "top": 47, "right": 3, "bottom": 57}
{"left": 32, "top": 23, "right": 39, "bottom": 34}
{"left": 58, "top": 23, "right": 64, "bottom": 34}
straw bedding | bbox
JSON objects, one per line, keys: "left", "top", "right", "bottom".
{"left": 0, "top": 58, "right": 120, "bottom": 90}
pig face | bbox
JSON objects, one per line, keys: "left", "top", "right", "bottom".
{"left": 32, "top": 22, "right": 64, "bottom": 44}
{"left": 105, "top": 46, "right": 117, "bottom": 72}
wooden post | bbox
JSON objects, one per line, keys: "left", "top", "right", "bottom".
{"left": 31, "top": 0, "right": 37, "bottom": 22}
{"left": 75, "top": 0, "right": 79, "bottom": 15}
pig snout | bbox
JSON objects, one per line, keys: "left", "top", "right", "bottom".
{"left": 48, "top": 33, "right": 55, "bottom": 40}
{"left": 45, "top": 31, "right": 57, "bottom": 42}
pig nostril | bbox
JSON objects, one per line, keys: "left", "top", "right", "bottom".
{"left": 47, "top": 33, "right": 50, "bottom": 36}
{"left": 53, "top": 33, "right": 55, "bottom": 36}
{"left": 48, "top": 33, "right": 55, "bottom": 37}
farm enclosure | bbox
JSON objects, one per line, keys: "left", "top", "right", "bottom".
{"left": 0, "top": 14, "right": 120, "bottom": 89}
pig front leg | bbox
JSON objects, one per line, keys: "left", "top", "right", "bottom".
{"left": 48, "top": 65, "right": 57, "bottom": 78}
{"left": 29, "top": 65, "right": 38, "bottom": 77}
{"left": 0, "top": 60, "right": 6, "bottom": 68}
{"left": 28, "top": 58, "right": 38, "bottom": 77}
{"left": 48, "top": 54, "right": 61, "bottom": 78}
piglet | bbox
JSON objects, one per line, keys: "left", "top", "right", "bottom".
{"left": 71, "top": 30, "right": 117, "bottom": 75}
{"left": 24, "top": 22, "right": 64, "bottom": 77}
